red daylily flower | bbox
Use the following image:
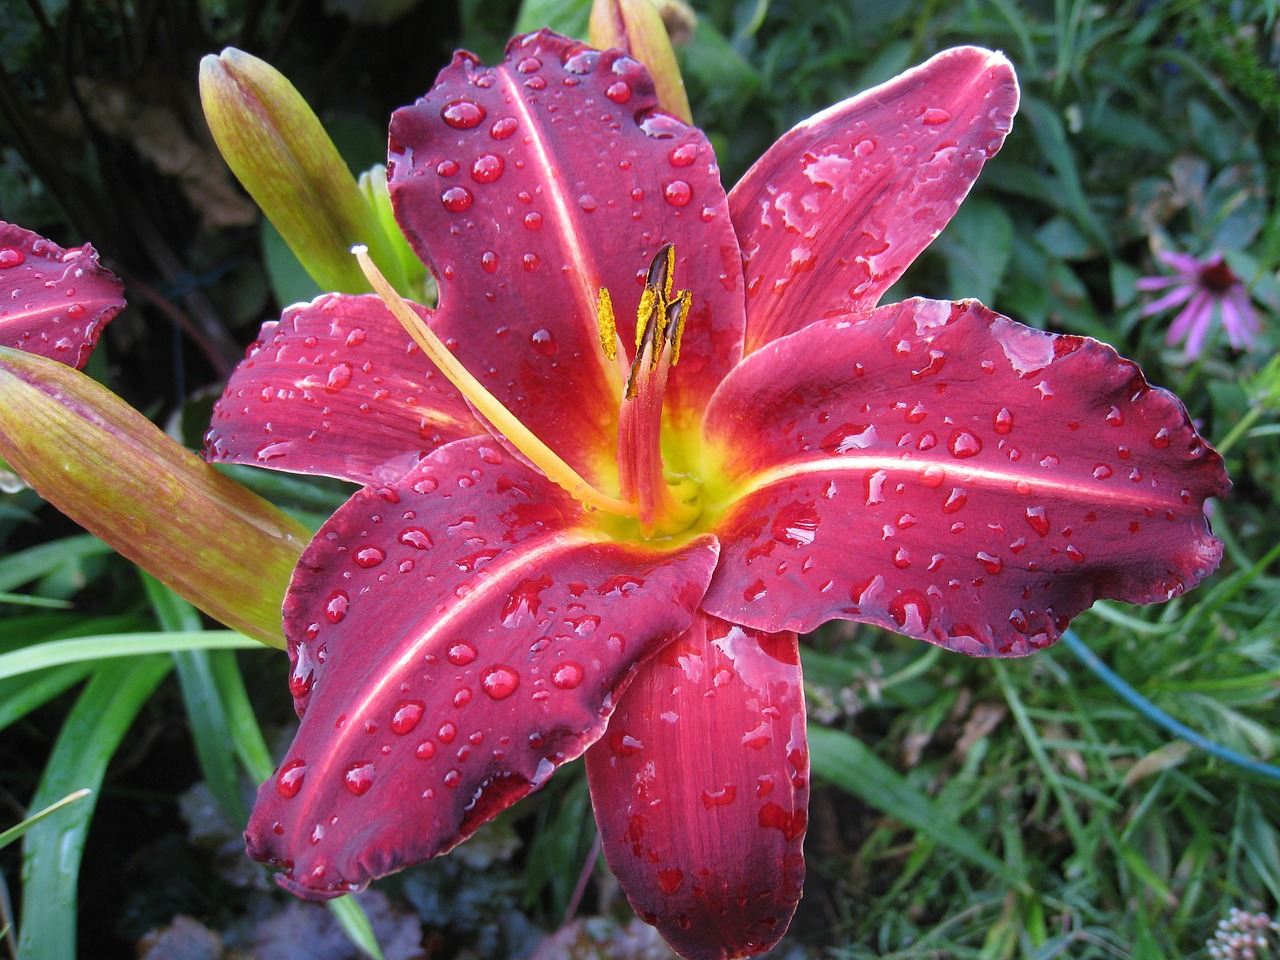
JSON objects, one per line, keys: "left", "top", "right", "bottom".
{"left": 0, "top": 220, "right": 124, "bottom": 368}
{"left": 206, "top": 32, "right": 1228, "bottom": 960}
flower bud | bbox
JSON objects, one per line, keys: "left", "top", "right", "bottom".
{"left": 200, "top": 48, "right": 409, "bottom": 295}
{"left": 0, "top": 347, "right": 308, "bottom": 646}
{"left": 589, "top": 0, "right": 692, "bottom": 123}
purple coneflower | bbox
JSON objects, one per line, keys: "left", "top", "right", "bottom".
{"left": 1138, "top": 250, "right": 1261, "bottom": 358}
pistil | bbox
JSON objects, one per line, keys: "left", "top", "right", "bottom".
{"left": 354, "top": 246, "right": 637, "bottom": 519}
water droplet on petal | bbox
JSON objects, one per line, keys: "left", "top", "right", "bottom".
{"left": 0, "top": 247, "right": 25, "bottom": 268}
{"left": 516, "top": 56, "right": 541, "bottom": 73}
{"left": 948, "top": 429, "right": 982, "bottom": 458}
{"left": 669, "top": 143, "right": 698, "bottom": 167}
{"left": 920, "top": 106, "right": 952, "bottom": 124}
{"left": 399, "top": 527, "right": 434, "bottom": 550}
{"left": 1025, "top": 505, "right": 1050, "bottom": 536}
{"left": 994, "top": 407, "right": 1014, "bottom": 434}
{"left": 354, "top": 546, "right": 385, "bottom": 568}
{"left": 480, "top": 250, "right": 498, "bottom": 273}
{"left": 888, "top": 590, "right": 932, "bottom": 633}
{"left": 942, "top": 488, "right": 968, "bottom": 513}
{"left": 606, "top": 80, "right": 631, "bottom": 103}
{"left": 447, "top": 641, "right": 477, "bottom": 666}
{"left": 1151, "top": 427, "right": 1171, "bottom": 448}
{"left": 481, "top": 664, "right": 520, "bottom": 699}
{"left": 523, "top": 211, "right": 542, "bottom": 230}
{"left": 325, "top": 363, "right": 352, "bottom": 392}
{"left": 343, "top": 761, "right": 375, "bottom": 795}
{"left": 663, "top": 180, "right": 692, "bottom": 206}
{"left": 609, "top": 730, "right": 643, "bottom": 755}
{"left": 276, "top": 759, "right": 306, "bottom": 798}
{"left": 530, "top": 328, "right": 556, "bottom": 355}
{"left": 551, "top": 661, "right": 584, "bottom": 689}
{"left": 1105, "top": 405, "right": 1124, "bottom": 426}
{"left": 471, "top": 153, "right": 504, "bottom": 183}
{"left": 976, "top": 551, "right": 1003, "bottom": 574}
{"left": 441, "top": 99, "right": 485, "bottom": 129}
{"left": 1093, "top": 464, "right": 1113, "bottom": 480}
{"left": 701, "top": 785, "right": 737, "bottom": 808}
{"left": 324, "top": 590, "right": 349, "bottom": 623}
{"left": 415, "top": 740, "right": 436, "bottom": 759}
{"left": 438, "top": 722, "right": 457, "bottom": 743}
{"left": 658, "top": 868, "right": 685, "bottom": 893}
{"left": 441, "top": 186, "right": 473, "bottom": 213}
{"left": 392, "top": 700, "right": 425, "bottom": 734}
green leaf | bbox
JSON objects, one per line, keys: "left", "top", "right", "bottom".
{"left": 516, "top": 0, "right": 591, "bottom": 36}
{"left": 808, "top": 725, "right": 1027, "bottom": 889}
{"left": 936, "top": 197, "right": 1016, "bottom": 304}
{"left": 17, "top": 656, "right": 171, "bottom": 960}
{"left": 0, "top": 630, "right": 259, "bottom": 681}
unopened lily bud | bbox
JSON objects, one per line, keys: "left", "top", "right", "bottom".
{"left": 589, "top": 0, "right": 692, "bottom": 123}
{"left": 0, "top": 347, "right": 308, "bottom": 647}
{"left": 200, "top": 48, "right": 409, "bottom": 296}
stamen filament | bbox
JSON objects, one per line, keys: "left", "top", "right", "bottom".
{"left": 354, "top": 246, "right": 637, "bottom": 518}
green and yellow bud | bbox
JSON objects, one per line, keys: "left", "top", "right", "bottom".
{"left": 0, "top": 347, "right": 309, "bottom": 647}
{"left": 589, "top": 0, "right": 693, "bottom": 123}
{"left": 200, "top": 48, "right": 408, "bottom": 296}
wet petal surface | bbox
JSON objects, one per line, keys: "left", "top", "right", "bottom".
{"left": 246, "top": 436, "right": 719, "bottom": 897}
{"left": 701, "top": 298, "right": 1229, "bottom": 655}
{"left": 729, "top": 47, "right": 1018, "bottom": 352}
{"left": 388, "top": 30, "right": 746, "bottom": 477}
{"left": 586, "top": 614, "right": 806, "bottom": 960}
{"left": 206, "top": 293, "right": 483, "bottom": 485}
{"left": 0, "top": 220, "right": 125, "bottom": 368}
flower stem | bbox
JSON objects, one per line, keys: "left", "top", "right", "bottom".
{"left": 354, "top": 246, "right": 636, "bottom": 518}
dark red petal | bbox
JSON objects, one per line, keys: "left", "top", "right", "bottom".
{"left": 586, "top": 613, "right": 806, "bottom": 960}
{"left": 728, "top": 48, "right": 1018, "bottom": 353}
{"left": 0, "top": 220, "right": 124, "bottom": 368}
{"left": 205, "top": 294, "right": 482, "bottom": 485}
{"left": 700, "top": 298, "right": 1229, "bottom": 656}
{"left": 245, "top": 437, "right": 719, "bottom": 898}
{"left": 388, "top": 30, "right": 745, "bottom": 477}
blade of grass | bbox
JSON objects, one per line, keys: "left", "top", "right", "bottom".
{"left": 0, "top": 630, "right": 258, "bottom": 679}
{"left": 0, "top": 790, "right": 91, "bottom": 850}
{"left": 143, "top": 573, "right": 247, "bottom": 824}
{"left": 17, "top": 655, "right": 171, "bottom": 960}
{"left": 808, "top": 725, "right": 1028, "bottom": 890}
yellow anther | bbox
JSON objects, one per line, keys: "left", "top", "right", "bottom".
{"left": 668, "top": 289, "right": 691, "bottom": 366}
{"left": 661, "top": 244, "right": 676, "bottom": 301}
{"left": 635, "top": 285, "right": 658, "bottom": 349}
{"left": 596, "top": 287, "right": 617, "bottom": 361}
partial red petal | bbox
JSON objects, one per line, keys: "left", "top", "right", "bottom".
{"left": 388, "top": 30, "right": 745, "bottom": 476}
{"left": 729, "top": 48, "right": 1019, "bottom": 352}
{"left": 246, "top": 437, "right": 719, "bottom": 898}
{"left": 0, "top": 220, "right": 124, "bottom": 368}
{"left": 586, "top": 614, "right": 805, "bottom": 960}
{"left": 206, "top": 294, "right": 482, "bottom": 485}
{"left": 701, "top": 298, "right": 1229, "bottom": 656}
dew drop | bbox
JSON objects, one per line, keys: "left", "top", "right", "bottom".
{"left": 447, "top": 641, "right": 477, "bottom": 666}
{"left": 551, "top": 661, "right": 584, "bottom": 689}
{"left": 522, "top": 253, "right": 539, "bottom": 272}
{"left": 416, "top": 740, "right": 436, "bottom": 759}
{"left": 443, "top": 769, "right": 461, "bottom": 789}
{"left": 942, "top": 488, "right": 968, "bottom": 514}
{"left": 453, "top": 687, "right": 473, "bottom": 708}
{"left": 480, "top": 250, "right": 498, "bottom": 274}
{"left": 343, "top": 761, "right": 375, "bottom": 796}
{"left": 276, "top": 759, "right": 306, "bottom": 798}
{"left": 399, "top": 527, "right": 434, "bottom": 550}
{"left": 441, "top": 100, "right": 485, "bottom": 129}
{"left": 0, "top": 247, "right": 25, "bottom": 268}
{"left": 701, "top": 785, "right": 737, "bottom": 808}
{"left": 471, "top": 153, "right": 504, "bottom": 183}
{"left": 523, "top": 211, "right": 543, "bottom": 230}
{"left": 919, "top": 464, "right": 946, "bottom": 488}
{"left": 669, "top": 143, "right": 698, "bottom": 167}
{"left": 67, "top": 302, "right": 85, "bottom": 319}
{"left": 524, "top": 75, "right": 547, "bottom": 90}
{"left": 354, "top": 546, "right": 385, "bottom": 568}
{"left": 442, "top": 186, "right": 474, "bottom": 213}
{"left": 976, "top": 551, "right": 1003, "bottom": 574}
{"left": 436, "top": 159, "right": 459, "bottom": 177}
{"left": 606, "top": 80, "right": 631, "bottom": 103}
{"left": 516, "top": 56, "right": 541, "bottom": 73}
{"left": 578, "top": 194, "right": 598, "bottom": 212}
{"left": 609, "top": 730, "right": 643, "bottom": 755}
{"left": 325, "top": 363, "right": 352, "bottom": 392}
{"left": 1093, "top": 464, "right": 1113, "bottom": 480}
{"left": 658, "top": 868, "right": 685, "bottom": 893}
{"left": 1105, "top": 405, "right": 1124, "bottom": 426}
{"left": 438, "top": 722, "right": 457, "bottom": 743}
{"left": 888, "top": 589, "right": 932, "bottom": 632}
{"left": 993, "top": 407, "right": 1014, "bottom": 434}
{"left": 481, "top": 664, "right": 520, "bottom": 700}
{"left": 391, "top": 700, "right": 425, "bottom": 735}
{"left": 1025, "top": 505, "right": 1050, "bottom": 536}
{"left": 743, "top": 579, "right": 767, "bottom": 602}
{"left": 1151, "top": 427, "right": 1171, "bottom": 449}
{"left": 948, "top": 429, "right": 982, "bottom": 458}
{"left": 771, "top": 501, "right": 819, "bottom": 546}
{"left": 663, "top": 180, "right": 692, "bottom": 206}
{"left": 1066, "top": 544, "right": 1085, "bottom": 563}
{"left": 892, "top": 547, "right": 911, "bottom": 569}
{"left": 528, "top": 327, "right": 556, "bottom": 354}
{"left": 920, "top": 106, "right": 952, "bottom": 124}
{"left": 324, "top": 590, "right": 349, "bottom": 624}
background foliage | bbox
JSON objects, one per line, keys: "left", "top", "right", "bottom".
{"left": 1, "top": 0, "right": 1277, "bottom": 957}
